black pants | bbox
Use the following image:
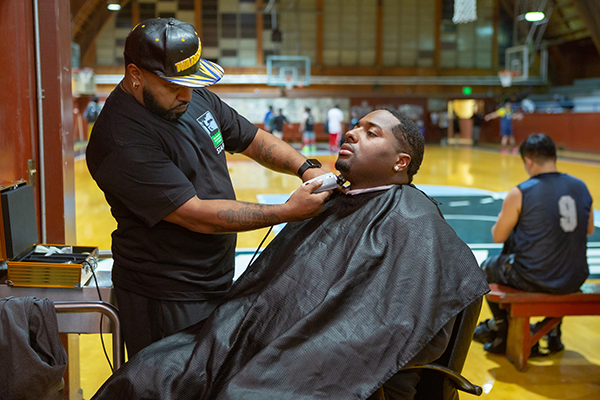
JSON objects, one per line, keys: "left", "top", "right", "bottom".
{"left": 480, "top": 235, "right": 560, "bottom": 335}
{"left": 114, "top": 285, "right": 223, "bottom": 358}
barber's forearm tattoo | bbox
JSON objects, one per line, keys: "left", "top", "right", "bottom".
{"left": 257, "top": 139, "right": 292, "bottom": 172}
{"left": 216, "top": 203, "right": 281, "bottom": 229}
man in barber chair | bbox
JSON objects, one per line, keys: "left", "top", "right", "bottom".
{"left": 92, "top": 108, "right": 489, "bottom": 400}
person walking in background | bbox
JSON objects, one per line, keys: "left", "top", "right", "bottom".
{"left": 271, "top": 108, "right": 289, "bottom": 140}
{"left": 431, "top": 110, "right": 449, "bottom": 146}
{"left": 83, "top": 96, "right": 101, "bottom": 139}
{"left": 484, "top": 101, "right": 523, "bottom": 154}
{"left": 299, "top": 107, "right": 316, "bottom": 154}
{"left": 263, "top": 105, "right": 274, "bottom": 133}
{"left": 327, "top": 104, "right": 344, "bottom": 153}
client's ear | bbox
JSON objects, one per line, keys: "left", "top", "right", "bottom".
{"left": 394, "top": 153, "right": 411, "bottom": 172}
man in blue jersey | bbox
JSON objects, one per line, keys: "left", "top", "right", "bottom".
{"left": 484, "top": 101, "right": 523, "bottom": 154}
{"left": 474, "top": 133, "right": 595, "bottom": 354}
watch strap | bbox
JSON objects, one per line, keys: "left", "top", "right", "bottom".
{"left": 297, "top": 159, "right": 322, "bottom": 177}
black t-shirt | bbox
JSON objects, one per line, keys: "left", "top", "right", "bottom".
{"left": 272, "top": 114, "right": 287, "bottom": 131}
{"left": 86, "top": 86, "right": 258, "bottom": 300}
{"left": 305, "top": 113, "right": 314, "bottom": 131}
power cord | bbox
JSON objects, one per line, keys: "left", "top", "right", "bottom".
{"left": 247, "top": 226, "right": 273, "bottom": 268}
{"left": 83, "top": 223, "right": 273, "bottom": 372}
{"left": 246, "top": 176, "right": 345, "bottom": 271}
{"left": 86, "top": 258, "right": 114, "bottom": 372}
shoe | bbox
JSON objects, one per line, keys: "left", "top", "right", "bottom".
{"left": 530, "top": 321, "right": 565, "bottom": 353}
{"left": 473, "top": 319, "right": 497, "bottom": 344}
{"left": 483, "top": 338, "right": 506, "bottom": 354}
{"left": 511, "top": 148, "right": 518, "bottom": 154}
{"left": 547, "top": 335, "right": 565, "bottom": 353}
{"left": 529, "top": 342, "right": 549, "bottom": 358}
{"left": 500, "top": 148, "right": 507, "bottom": 154}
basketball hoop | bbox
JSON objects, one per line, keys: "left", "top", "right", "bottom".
{"left": 498, "top": 70, "right": 517, "bottom": 88}
{"left": 453, "top": 0, "right": 477, "bottom": 24}
{"left": 266, "top": 55, "right": 311, "bottom": 89}
{"left": 285, "top": 76, "right": 294, "bottom": 90}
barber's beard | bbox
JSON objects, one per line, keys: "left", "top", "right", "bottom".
{"left": 143, "top": 87, "right": 188, "bottom": 121}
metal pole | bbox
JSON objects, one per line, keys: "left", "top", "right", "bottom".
{"left": 54, "top": 301, "right": 124, "bottom": 370}
{"left": 32, "top": 0, "right": 47, "bottom": 243}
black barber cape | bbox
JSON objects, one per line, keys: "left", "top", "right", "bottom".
{"left": 0, "top": 297, "right": 68, "bottom": 400}
{"left": 92, "top": 185, "right": 490, "bottom": 400}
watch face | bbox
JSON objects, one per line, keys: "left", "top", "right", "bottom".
{"left": 298, "top": 158, "right": 322, "bottom": 177}
{"left": 308, "top": 159, "right": 322, "bottom": 167}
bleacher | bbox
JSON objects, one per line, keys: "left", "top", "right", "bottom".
{"left": 527, "top": 77, "right": 600, "bottom": 113}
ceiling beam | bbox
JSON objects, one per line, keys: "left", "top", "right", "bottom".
{"left": 70, "top": 0, "right": 89, "bottom": 17}
{"left": 72, "top": 0, "right": 131, "bottom": 67}
{"left": 546, "top": 26, "right": 588, "bottom": 39}
{"left": 571, "top": 0, "right": 600, "bottom": 56}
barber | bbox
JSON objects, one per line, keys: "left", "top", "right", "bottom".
{"left": 86, "top": 18, "right": 331, "bottom": 357}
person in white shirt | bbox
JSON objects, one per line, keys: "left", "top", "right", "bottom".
{"left": 327, "top": 105, "right": 345, "bottom": 153}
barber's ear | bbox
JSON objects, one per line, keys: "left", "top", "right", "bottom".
{"left": 395, "top": 153, "right": 411, "bottom": 171}
{"left": 127, "top": 64, "right": 143, "bottom": 83}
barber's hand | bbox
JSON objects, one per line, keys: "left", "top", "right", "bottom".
{"left": 284, "top": 180, "right": 332, "bottom": 221}
{"left": 301, "top": 167, "right": 330, "bottom": 183}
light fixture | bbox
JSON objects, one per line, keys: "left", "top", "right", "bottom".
{"left": 524, "top": 11, "right": 545, "bottom": 22}
{"left": 107, "top": 1, "right": 121, "bottom": 11}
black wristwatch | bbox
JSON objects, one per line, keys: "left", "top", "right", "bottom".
{"left": 297, "top": 158, "right": 322, "bottom": 178}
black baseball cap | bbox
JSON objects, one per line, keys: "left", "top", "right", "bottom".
{"left": 124, "top": 18, "right": 224, "bottom": 88}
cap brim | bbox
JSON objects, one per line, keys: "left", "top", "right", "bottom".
{"left": 161, "top": 59, "right": 224, "bottom": 88}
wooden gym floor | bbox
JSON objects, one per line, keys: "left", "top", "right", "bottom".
{"left": 74, "top": 143, "right": 600, "bottom": 399}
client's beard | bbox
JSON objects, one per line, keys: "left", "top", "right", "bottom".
{"left": 335, "top": 159, "right": 351, "bottom": 174}
{"left": 143, "top": 87, "right": 188, "bottom": 121}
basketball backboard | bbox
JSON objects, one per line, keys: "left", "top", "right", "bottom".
{"left": 505, "top": 44, "right": 548, "bottom": 84}
{"left": 266, "top": 56, "right": 311, "bottom": 89}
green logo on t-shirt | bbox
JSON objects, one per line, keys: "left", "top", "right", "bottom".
{"left": 197, "top": 111, "right": 225, "bottom": 154}
{"left": 211, "top": 131, "right": 223, "bottom": 147}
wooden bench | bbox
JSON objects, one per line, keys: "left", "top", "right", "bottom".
{"left": 486, "top": 282, "right": 600, "bottom": 371}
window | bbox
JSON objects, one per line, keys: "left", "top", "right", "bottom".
{"left": 323, "top": 0, "right": 375, "bottom": 66}
{"left": 382, "top": 0, "right": 435, "bottom": 67}
{"left": 139, "top": 3, "right": 156, "bottom": 22}
{"left": 221, "top": 13, "right": 238, "bottom": 39}
{"left": 440, "top": 0, "right": 494, "bottom": 68}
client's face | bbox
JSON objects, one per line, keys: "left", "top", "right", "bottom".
{"left": 335, "top": 110, "right": 405, "bottom": 190}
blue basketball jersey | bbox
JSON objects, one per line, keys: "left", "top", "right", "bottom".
{"left": 513, "top": 172, "right": 592, "bottom": 293}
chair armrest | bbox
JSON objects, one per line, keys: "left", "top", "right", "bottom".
{"left": 404, "top": 363, "right": 483, "bottom": 396}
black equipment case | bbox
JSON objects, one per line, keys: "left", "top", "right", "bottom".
{"left": 0, "top": 182, "right": 98, "bottom": 289}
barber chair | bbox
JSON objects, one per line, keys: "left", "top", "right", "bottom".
{"left": 369, "top": 296, "right": 484, "bottom": 400}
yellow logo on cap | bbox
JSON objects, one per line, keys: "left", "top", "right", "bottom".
{"left": 175, "top": 43, "right": 202, "bottom": 73}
